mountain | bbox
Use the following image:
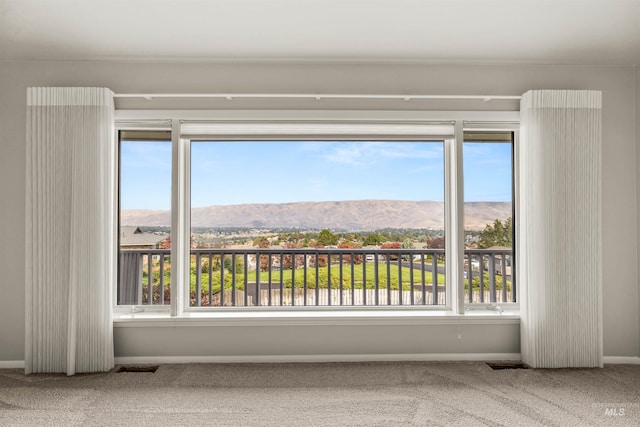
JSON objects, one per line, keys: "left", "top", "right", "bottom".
{"left": 121, "top": 200, "right": 512, "bottom": 231}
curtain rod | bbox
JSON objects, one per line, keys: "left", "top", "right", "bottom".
{"left": 113, "top": 93, "right": 523, "bottom": 102}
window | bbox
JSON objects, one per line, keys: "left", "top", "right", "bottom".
{"left": 463, "top": 131, "right": 516, "bottom": 304}
{"left": 117, "top": 130, "right": 172, "bottom": 306}
{"left": 116, "top": 119, "right": 517, "bottom": 312}
{"left": 188, "top": 140, "right": 445, "bottom": 307}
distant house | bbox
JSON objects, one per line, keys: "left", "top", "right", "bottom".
{"left": 120, "top": 226, "right": 168, "bottom": 250}
{"left": 464, "top": 246, "right": 512, "bottom": 276}
{"left": 247, "top": 251, "right": 286, "bottom": 271}
{"left": 362, "top": 245, "right": 379, "bottom": 262}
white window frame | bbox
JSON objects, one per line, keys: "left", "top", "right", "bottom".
{"left": 113, "top": 110, "right": 520, "bottom": 318}
{"left": 113, "top": 120, "right": 174, "bottom": 315}
{"left": 462, "top": 122, "right": 520, "bottom": 312}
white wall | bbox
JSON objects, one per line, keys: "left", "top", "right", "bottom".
{"left": 114, "top": 322, "right": 520, "bottom": 360}
{"left": 636, "top": 65, "right": 640, "bottom": 359}
{"left": 0, "top": 61, "right": 637, "bottom": 361}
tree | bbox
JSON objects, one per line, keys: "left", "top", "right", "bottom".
{"left": 338, "top": 241, "right": 363, "bottom": 265}
{"left": 363, "top": 233, "right": 383, "bottom": 246}
{"left": 317, "top": 229, "right": 338, "bottom": 246}
{"left": 223, "top": 255, "right": 243, "bottom": 272}
{"left": 400, "top": 239, "right": 413, "bottom": 261}
{"left": 380, "top": 242, "right": 401, "bottom": 249}
{"left": 426, "top": 235, "right": 445, "bottom": 249}
{"left": 425, "top": 235, "right": 446, "bottom": 263}
{"left": 253, "top": 237, "right": 271, "bottom": 272}
{"left": 160, "top": 234, "right": 195, "bottom": 249}
{"left": 401, "top": 238, "right": 413, "bottom": 250}
{"left": 253, "top": 237, "right": 270, "bottom": 248}
{"left": 380, "top": 241, "right": 401, "bottom": 260}
{"left": 282, "top": 241, "right": 306, "bottom": 270}
{"left": 160, "top": 236, "right": 171, "bottom": 249}
{"left": 478, "top": 217, "right": 513, "bottom": 249}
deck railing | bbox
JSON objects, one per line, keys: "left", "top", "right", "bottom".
{"left": 464, "top": 249, "right": 515, "bottom": 304}
{"left": 118, "top": 248, "right": 515, "bottom": 307}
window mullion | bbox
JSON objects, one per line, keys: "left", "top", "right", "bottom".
{"left": 170, "top": 119, "right": 187, "bottom": 316}
{"left": 445, "top": 122, "right": 465, "bottom": 314}
{"left": 512, "top": 130, "right": 520, "bottom": 304}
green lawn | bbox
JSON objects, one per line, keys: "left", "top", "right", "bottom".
{"left": 143, "top": 259, "right": 510, "bottom": 294}
{"left": 185, "top": 263, "right": 445, "bottom": 293}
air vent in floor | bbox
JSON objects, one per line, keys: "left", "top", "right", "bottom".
{"left": 116, "top": 365, "right": 159, "bottom": 373}
{"left": 486, "top": 362, "right": 528, "bottom": 370}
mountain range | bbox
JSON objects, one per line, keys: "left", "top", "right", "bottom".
{"left": 121, "top": 200, "right": 512, "bottom": 231}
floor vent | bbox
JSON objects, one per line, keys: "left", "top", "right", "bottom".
{"left": 116, "top": 365, "right": 159, "bottom": 373}
{"left": 486, "top": 362, "right": 529, "bottom": 370}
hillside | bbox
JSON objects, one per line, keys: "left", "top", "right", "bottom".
{"left": 121, "top": 200, "right": 512, "bottom": 231}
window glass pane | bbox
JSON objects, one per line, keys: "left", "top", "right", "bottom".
{"left": 463, "top": 132, "right": 515, "bottom": 304}
{"left": 118, "top": 133, "right": 171, "bottom": 306}
{"left": 189, "top": 141, "right": 446, "bottom": 307}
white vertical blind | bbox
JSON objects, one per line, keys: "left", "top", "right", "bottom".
{"left": 519, "top": 90, "right": 602, "bottom": 368}
{"left": 25, "top": 87, "right": 115, "bottom": 375}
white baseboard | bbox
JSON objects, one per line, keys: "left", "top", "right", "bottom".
{"left": 6, "top": 355, "right": 634, "bottom": 369}
{"left": 603, "top": 356, "right": 640, "bottom": 365}
{"left": 115, "top": 353, "right": 521, "bottom": 365}
{"left": 0, "top": 360, "right": 25, "bottom": 369}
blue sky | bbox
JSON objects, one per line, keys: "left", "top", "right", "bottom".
{"left": 120, "top": 140, "right": 512, "bottom": 210}
{"left": 463, "top": 142, "right": 512, "bottom": 202}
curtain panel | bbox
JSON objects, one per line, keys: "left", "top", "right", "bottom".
{"left": 25, "top": 87, "right": 115, "bottom": 375}
{"left": 519, "top": 89, "right": 603, "bottom": 368}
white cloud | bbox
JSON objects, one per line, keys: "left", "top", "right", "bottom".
{"left": 318, "top": 141, "right": 443, "bottom": 167}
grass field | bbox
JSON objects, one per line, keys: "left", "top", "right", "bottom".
{"left": 143, "top": 260, "right": 510, "bottom": 294}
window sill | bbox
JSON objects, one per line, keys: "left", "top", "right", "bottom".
{"left": 113, "top": 309, "right": 520, "bottom": 327}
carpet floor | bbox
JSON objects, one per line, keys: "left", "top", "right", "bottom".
{"left": 0, "top": 362, "right": 639, "bottom": 426}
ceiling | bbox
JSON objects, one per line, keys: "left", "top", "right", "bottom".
{"left": 1, "top": 0, "right": 639, "bottom": 65}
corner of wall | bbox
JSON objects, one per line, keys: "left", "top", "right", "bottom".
{"left": 636, "top": 65, "right": 640, "bottom": 358}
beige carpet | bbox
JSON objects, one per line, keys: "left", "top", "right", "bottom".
{"left": 0, "top": 362, "right": 639, "bottom": 426}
